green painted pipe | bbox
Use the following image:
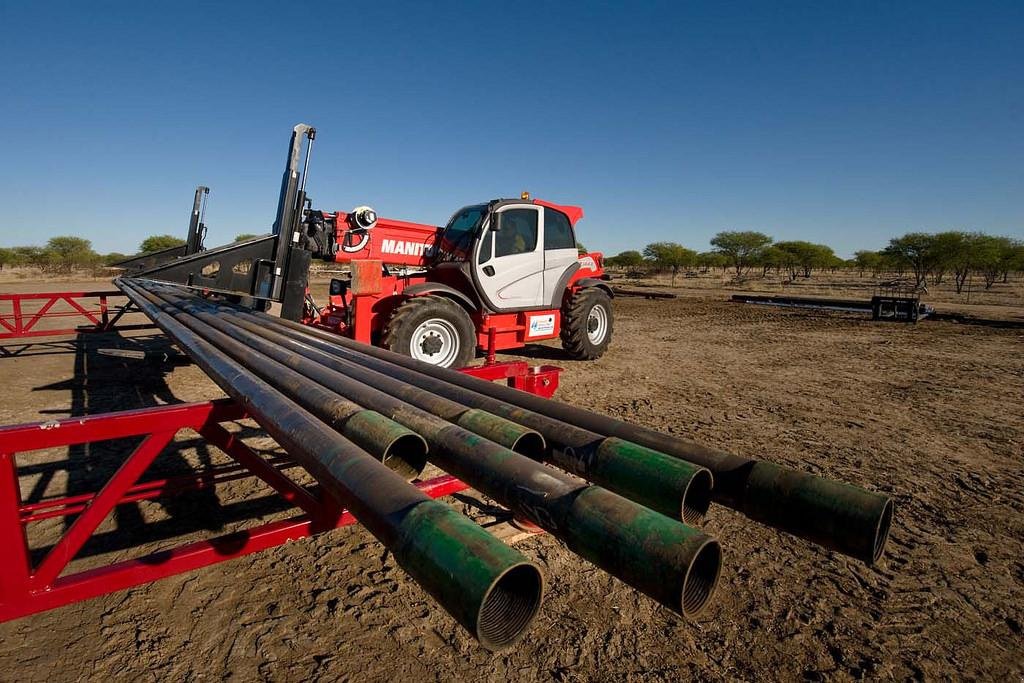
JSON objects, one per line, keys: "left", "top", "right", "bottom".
{"left": 250, "top": 309, "right": 894, "bottom": 565}
{"left": 118, "top": 278, "right": 544, "bottom": 650}
{"left": 741, "top": 462, "right": 894, "bottom": 564}
{"left": 455, "top": 408, "right": 546, "bottom": 456}
{"left": 143, "top": 283, "right": 724, "bottom": 617}
{"left": 561, "top": 487, "right": 722, "bottom": 617}
{"left": 201, "top": 298, "right": 713, "bottom": 525}
{"left": 578, "top": 438, "right": 713, "bottom": 524}
{"left": 392, "top": 499, "right": 544, "bottom": 649}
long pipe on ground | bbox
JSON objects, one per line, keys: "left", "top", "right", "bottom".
{"left": 229, "top": 294, "right": 894, "bottom": 565}
{"left": 138, "top": 281, "right": 724, "bottom": 618}
{"left": 116, "top": 278, "right": 543, "bottom": 650}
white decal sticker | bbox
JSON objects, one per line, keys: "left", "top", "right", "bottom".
{"left": 577, "top": 256, "right": 597, "bottom": 271}
{"left": 381, "top": 239, "right": 434, "bottom": 257}
{"left": 340, "top": 231, "right": 371, "bottom": 253}
{"left": 527, "top": 314, "right": 556, "bottom": 338}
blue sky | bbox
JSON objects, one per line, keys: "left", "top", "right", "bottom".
{"left": 0, "top": 1, "right": 1021, "bottom": 257}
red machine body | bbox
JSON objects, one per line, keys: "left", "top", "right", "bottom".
{"left": 307, "top": 199, "right": 609, "bottom": 362}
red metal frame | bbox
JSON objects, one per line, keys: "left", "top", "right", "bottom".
{"left": 0, "top": 359, "right": 555, "bottom": 623}
{"left": 0, "top": 290, "right": 154, "bottom": 339}
{"left": 0, "top": 399, "right": 470, "bottom": 622}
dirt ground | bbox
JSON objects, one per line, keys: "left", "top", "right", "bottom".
{"left": 0, "top": 274, "right": 1022, "bottom": 681}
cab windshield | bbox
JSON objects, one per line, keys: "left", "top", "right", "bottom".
{"left": 436, "top": 204, "right": 487, "bottom": 262}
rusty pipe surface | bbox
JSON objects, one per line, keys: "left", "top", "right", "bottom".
{"left": 116, "top": 278, "right": 544, "bottom": 649}
{"left": 233, "top": 298, "right": 893, "bottom": 565}
{"left": 139, "top": 281, "right": 723, "bottom": 617}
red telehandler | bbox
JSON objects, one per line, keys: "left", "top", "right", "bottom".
{"left": 128, "top": 124, "right": 614, "bottom": 368}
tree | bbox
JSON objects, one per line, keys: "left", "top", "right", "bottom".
{"left": 0, "top": 247, "right": 12, "bottom": 271}
{"left": 576, "top": 240, "right": 587, "bottom": 255}
{"left": 997, "top": 238, "right": 1024, "bottom": 283}
{"left": 774, "top": 241, "right": 835, "bottom": 279}
{"left": 883, "top": 233, "right": 938, "bottom": 289}
{"left": 710, "top": 231, "right": 772, "bottom": 276}
{"left": 139, "top": 235, "right": 186, "bottom": 253}
{"left": 854, "top": 250, "right": 885, "bottom": 277}
{"left": 605, "top": 250, "right": 644, "bottom": 269}
{"left": 643, "top": 241, "right": 696, "bottom": 286}
{"left": 970, "top": 235, "right": 1011, "bottom": 288}
{"left": 102, "top": 252, "right": 128, "bottom": 266}
{"left": 234, "top": 233, "right": 260, "bottom": 242}
{"left": 9, "top": 246, "right": 47, "bottom": 268}
{"left": 755, "top": 246, "right": 790, "bottom": 277}
{"left": 696, "top": 251, "right": 728, "bottom": 273}
{"left": 44, "top": 236, "right": 97, "bottom": 273}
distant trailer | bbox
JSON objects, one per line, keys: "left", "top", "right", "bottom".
{"left": 730, "top": 294, "right": 931, "bottom": 323}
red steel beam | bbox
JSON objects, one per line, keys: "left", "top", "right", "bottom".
{"left": 0, "top": 346, "right": 554, "bottom": 622}
{"left": 0, "top": 291, "right": 154, "bottom": 339}
{"left": 0, "top": 399, "right": 472, "bottom": 623}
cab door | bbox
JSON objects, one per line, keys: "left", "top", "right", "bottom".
{"left": 475, "top": 205, "right": 545, "bottom": 310}
{"left": 541, "top": 207, "right": 580, "bottom": 305}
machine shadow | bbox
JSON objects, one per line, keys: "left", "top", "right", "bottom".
{"left": 500, "top": 342, "right": 573, "bottom": 362}
{"left": 25, "top": 330, "right": 294, "bottom": 564}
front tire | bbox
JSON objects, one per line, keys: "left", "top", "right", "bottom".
{"left": 561, "top": 288, "right": 613, "bottom": 360}
{"left": 382, "top": 296, "right": 476, "bottom": 369}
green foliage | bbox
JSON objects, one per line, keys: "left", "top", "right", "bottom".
{"left": 755, "top": 246, "right": 793, "bottom": 276}
{"left": 139, "top": 234, "right": 186, "bottom": 253}
{"left": 696, "top": 251, "right": 729, "bottom": 271}
{"left": 605, "top": 250, "right": 644, "bottom": 269}
{"left": 10, "top": 246, "right": 48, "bottom": 267}
{"left": 234, "top": 233, "right": 260, "bottom": 242}
{"left": 102, "top": 252, "right": 128, "bottom": 266}
{"left": 576, "top": 240, "right": 587, "bottom": 255}
{"left": 854, "top": 250, "right": 885, "bottom": 276}
{"left": 774, "top": 240, "right": 835, "bottom": 279}
{"left": 710, "top": 231, "right": 773, "bottom": 275}
{"left": 883, "top": 232, "right": 937, "bottom": 287}
{"left": 643, "top": 241, "right": 696, "bottom": 285}
{"left": 45, "top": 236, "right": 98, "bottom": 272}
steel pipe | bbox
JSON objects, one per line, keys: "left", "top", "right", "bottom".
{"left": 127, "top": 284, "right": 427, "bottom": 481}
{"left": 116, "top": 279, "right": 544, "bottom": 649}
{"left": 239, "top": 299, "right": 893, "bottom": 565}
{"left": 138, "top": 281, "right": 723, "bottom": 617}
{"left": 161, "top": 289, "right": 714, "bottom": 526}
{"left": 197, "top": 291, "right": 708, "bottom": 525}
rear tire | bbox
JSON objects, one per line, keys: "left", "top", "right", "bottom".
{"left": 560, "top": 288, "right": 613, "bottom": 360}
{"left": 382, "top": 296, "right": 476, "bottom": 369}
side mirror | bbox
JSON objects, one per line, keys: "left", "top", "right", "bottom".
{"left": 490, "top": 212, "right": 502, "bottom": 232}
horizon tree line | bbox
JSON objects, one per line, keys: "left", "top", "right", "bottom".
{"left": 0, "top": 233, "right": 265, "bottom": 273}
{"left": 603, "top": 230, "right": 1024, "bottom": 291}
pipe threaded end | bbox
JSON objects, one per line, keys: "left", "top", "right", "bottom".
{"left": 477, "top": 563, "right": 544, "bottom": 650}
{"left": 681, "top": 539, "right": 722, "bottom": 617}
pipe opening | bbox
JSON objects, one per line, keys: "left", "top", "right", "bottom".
{"left": 680, "top": 539, "right": 722, "bottom": 618}
{"left": 381, "top": 433, "right": 429, "bottom": 481}
{"left": 681, "top": 468, "right": 714, "bottom": 525}
{"left": 510, "top": 431, "right": 546, "bottom": 459}
{"left": 871, "top": 498, "right": 895, "bottom": 564}
{"left": 476, "top": 563, "right": 544, "bottom": 650}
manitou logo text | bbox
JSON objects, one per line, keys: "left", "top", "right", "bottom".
{"left": 381, "top": 239, "right": 434, "bottom": 257}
